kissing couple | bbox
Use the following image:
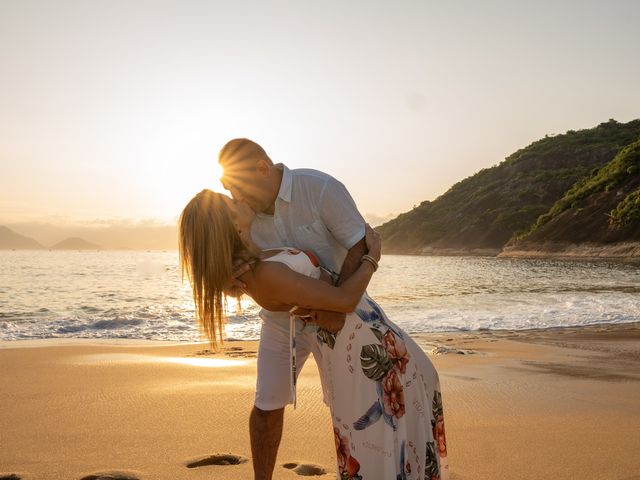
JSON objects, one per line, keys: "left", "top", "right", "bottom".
{"left": 178, "top": 138, "right": 449, "bottom": 480}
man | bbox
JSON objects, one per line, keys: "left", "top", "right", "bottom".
{"left": 218, "top": 138, "right": 368, "bottom": 480}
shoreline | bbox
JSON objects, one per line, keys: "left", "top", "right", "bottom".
{"left": 2, "top": 320, "right": 640, "bottom": 350}
{"left": 498, "top": 240, "right": 640, "bottom": 261}
{"left": 381, "top": 241, "right": 640, "bottom": 261}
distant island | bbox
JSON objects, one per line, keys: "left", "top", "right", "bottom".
{"left": 50, "top": 237, "right": 101, "bottom": 250}
{"left": 0, "top": 223, "right": 178, "bottom": 250}
{"left": 0, "top": 227, "right": 102, "bottom": 250}
{"left": 0, "top": 225, "right": 44, "bottom": 249}
{"left": 377, "top": 118, "right": 640, "bottom": 259}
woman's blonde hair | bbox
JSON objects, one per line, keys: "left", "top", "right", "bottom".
{"left": 178, "top": 189, "right": 254, "bottom": 350}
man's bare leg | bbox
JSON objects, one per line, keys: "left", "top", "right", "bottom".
{"left": 250, "top": 405, "right": 284, "bottom": 480}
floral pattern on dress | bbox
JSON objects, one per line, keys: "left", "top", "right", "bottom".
{"left": 317, "top": 328, "right": 337, "bottom": 349}
{"left": 382, "top": 368, "right": 406, "bottom": 418}
{"left": 383, "top": 330, "right": 410, "bottom": 374}
{"left": 397, "top": 440, "right": 408, "bottom": 480}
{"left": 316, "top": 291, "right": 448, "bottom": 479}
{"left": 353, "top": 302, "right": 411, "bottom": 434}
{"left": 431, "top": 390, "right": 447, "bottom": 458}
{"left": 335, "top": 427, "right": 362, "bottom": 480}
{"left": 425, "top": 441, "right": 440, "bottom": 480}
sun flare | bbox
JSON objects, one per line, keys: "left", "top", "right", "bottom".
{"left": 212, "top": 162, "right": 226, "bottom": 193}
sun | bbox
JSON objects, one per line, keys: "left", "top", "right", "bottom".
{"left": 154, "top": 160, "right": 231, "bottom": 223}
{"left": 211, "top": 161, "right": 227, "bottom": 193}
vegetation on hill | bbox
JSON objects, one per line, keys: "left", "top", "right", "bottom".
{"left": 611, "top": 188, "right": 640, "bottom": 227}
{"left": 377, "top": 119, "right": 640, "bottom": 254}
{"left": 505, "top": 140, "right": 640, "bottom": 248}
{"left": 523, "top": 140, "right": 640, "bottom": 235}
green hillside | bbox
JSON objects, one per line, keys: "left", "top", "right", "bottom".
{"left": 377, "top": 119, "right": 640, "bottom": 254}
{"left": 508, "top": 140, "right": 640, "bottom": 247}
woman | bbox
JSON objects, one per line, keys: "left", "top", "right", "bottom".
{"left": 178, "top": 189, "right": 449, "bottom": 480}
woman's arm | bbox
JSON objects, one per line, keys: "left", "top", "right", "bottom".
{"left": 241, "top": 225, "right": 381, "bottom": 313}
{"left": 250, "top": 257, "right": 374, "bottom": 313}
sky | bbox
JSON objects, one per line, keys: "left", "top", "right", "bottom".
{"left": 1, "top": 0, "right": 639, "bottom": 227}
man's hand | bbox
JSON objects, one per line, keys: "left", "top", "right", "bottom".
{"left": 312, "top": 310, "right": 346, "bottom": 333}
{"left": 290, "top": 305, "right": 345, "bottom": 334}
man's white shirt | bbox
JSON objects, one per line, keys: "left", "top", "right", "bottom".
{"left": 250, "top": 163, "right": 366, "bottom": 322}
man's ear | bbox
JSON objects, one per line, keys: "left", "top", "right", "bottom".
{"left": 256, "top": 158, "right": 271, "bottom": 176}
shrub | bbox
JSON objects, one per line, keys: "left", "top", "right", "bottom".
{"left": 610, "top": 189, "right": 640, "bottom": 228}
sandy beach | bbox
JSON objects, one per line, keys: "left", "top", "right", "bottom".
{"left": 1, "top": 323, "right": 639, "bottom": 480}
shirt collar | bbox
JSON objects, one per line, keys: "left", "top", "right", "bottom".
{"left": 276, "top": 163, "right": 292, "bottom": 203}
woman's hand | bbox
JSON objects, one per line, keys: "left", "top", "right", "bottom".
{"left": 222, "top": 258, "right": 251, "bottom": 297}
{"left": 365, "top": 223, "right": 381, "bottom": 262}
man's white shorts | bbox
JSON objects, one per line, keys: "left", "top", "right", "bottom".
{"left": 255, "top": 315, "right": 327, "bottom": 411}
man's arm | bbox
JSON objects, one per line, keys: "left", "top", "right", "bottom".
{"left": 310, "top": 175, "right": 370, "bottom": 332}
{"left": 310, "top": 237, "right": 368, "bottom": 332}
{"left": 336, "top": 237, "right": 368, "bottom": 286}
{"left": 245, "top": 226, "right": 381, "bottom": 315}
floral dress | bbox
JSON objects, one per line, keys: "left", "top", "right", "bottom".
{"left": 264, "top": 248, "right": 450, "bottom": 480}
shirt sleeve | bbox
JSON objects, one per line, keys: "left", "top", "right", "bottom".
{"left": 318, "top": 177, "right": 366, "bottom": 250}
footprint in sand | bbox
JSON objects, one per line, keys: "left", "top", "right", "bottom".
{"left": 225, "top": 350, "right": 258, "bottom": 358}
{"left": 188, "top": 347, "right": 257, "bottom": 359}
{"left": 225, "top": 346, "right": 258, "bottom": 358}
{"left": 188, "top": 349, "right": 215, "bottom": 356}
{"left": 282, "top": 462, "right": 327, "bottom": 476}
{"left": 185, "top": 453, "right": 249, "bottom": 468}
{"left": 79, "top": 472, "right": 140, "bottom": 480}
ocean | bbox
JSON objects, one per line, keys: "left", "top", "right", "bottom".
{"left": 1, "top": 251, "right": 639, "bottom": 342}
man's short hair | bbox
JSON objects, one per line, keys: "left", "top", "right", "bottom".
{"left": 218, "top": 138, "right": 273, "bottom": 167}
